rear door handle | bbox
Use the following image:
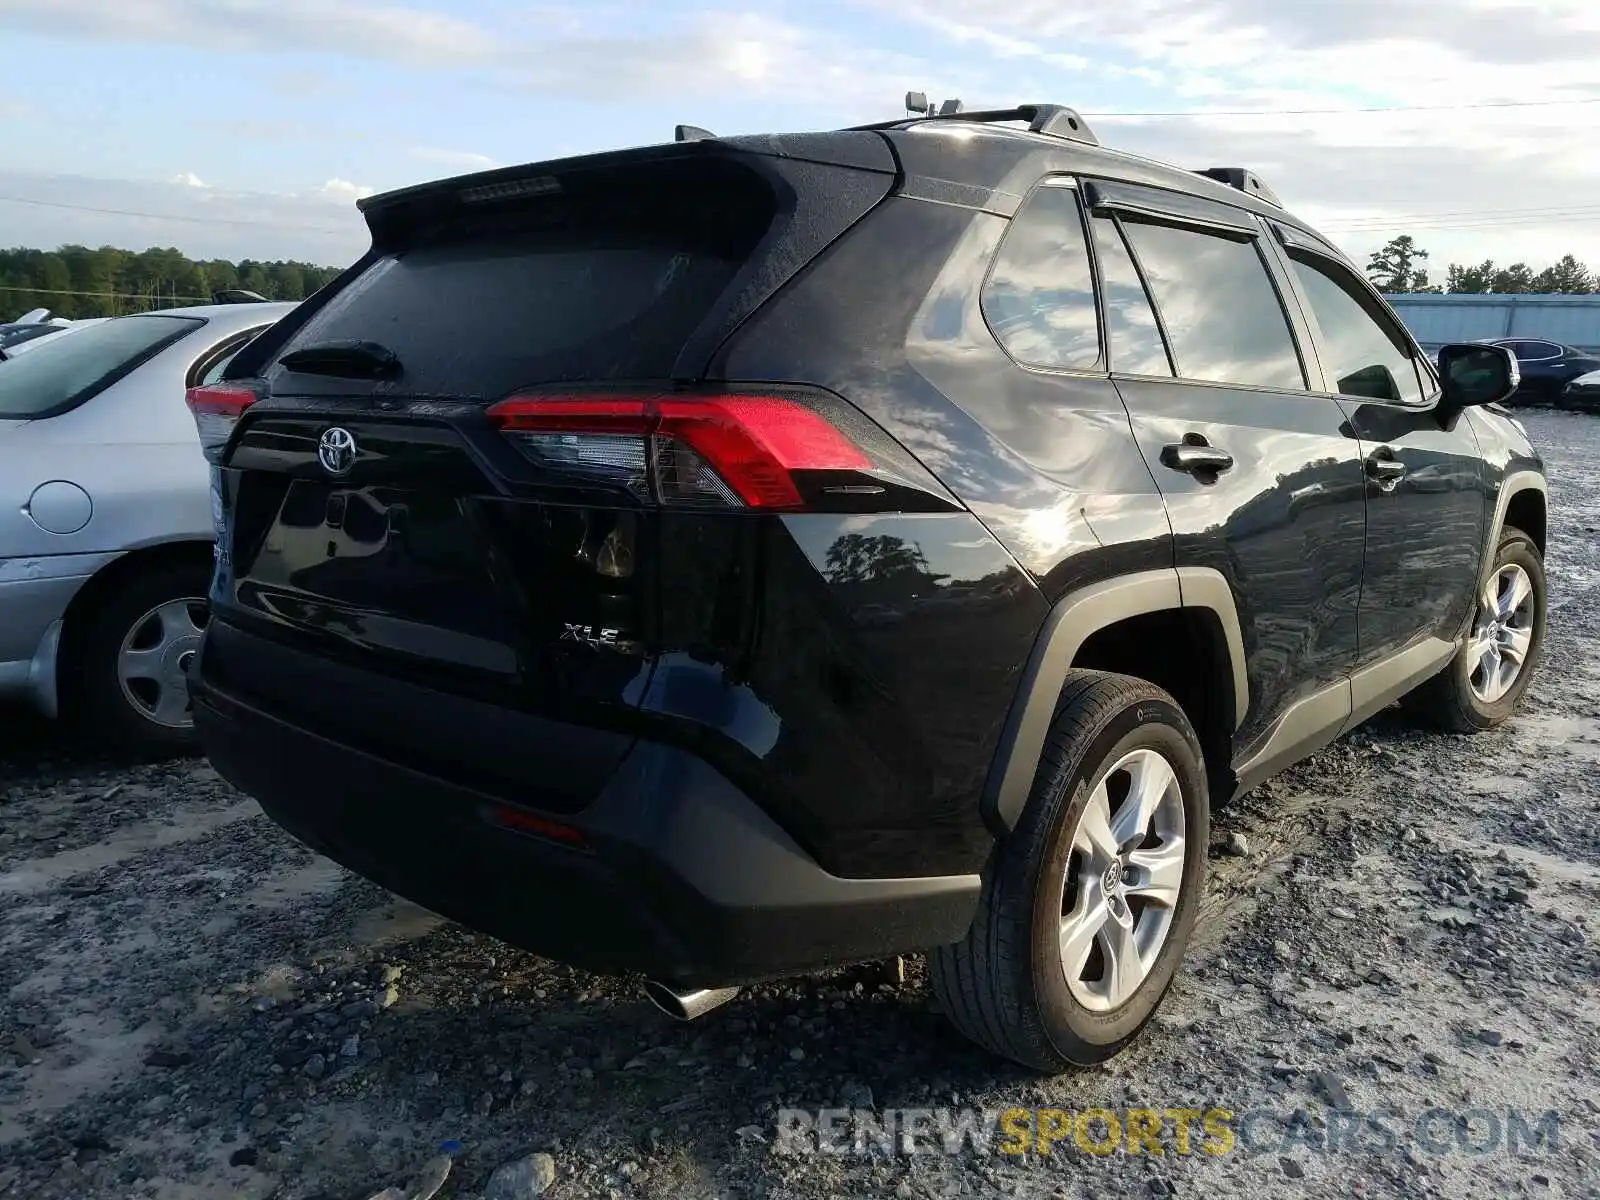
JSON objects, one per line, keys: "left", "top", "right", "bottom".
{"left": 1365, "top": 449, "right": 1406, "bottom": 492}
{"left": 1160, "top": 438, "right": 1235, "bottom": 478}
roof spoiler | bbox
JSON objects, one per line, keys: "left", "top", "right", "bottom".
{"left": 1194, "top": 167, "right": 1282, "bottom": 208}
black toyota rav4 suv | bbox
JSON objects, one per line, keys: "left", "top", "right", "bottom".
{"left": 187, "top": 101, "right": 1547, "bottom": 1071}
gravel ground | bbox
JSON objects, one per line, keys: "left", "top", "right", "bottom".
{"left": 2, "top": 409, "right": 1597, "bottom": 1200}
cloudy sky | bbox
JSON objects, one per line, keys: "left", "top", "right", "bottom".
{"left": 3, "top": 0, "right": 1600, "bottom": 275}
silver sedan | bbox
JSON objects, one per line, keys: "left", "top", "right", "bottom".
{"left": 0, "top": 301, "right": 295, "bottom": 755}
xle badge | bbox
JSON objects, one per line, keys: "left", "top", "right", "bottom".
{"left": 563, "top": 624, "right": 623, "bottom": 649}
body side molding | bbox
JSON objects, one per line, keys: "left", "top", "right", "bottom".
{"left": 1344, "top": 636, "right": 1457, "bottom": 734}
{"left": 1230, "top": 676, "right": 1351, "bottom": 799}
{"left": 982, "top": 566, "right": 1247, "bottom": 833}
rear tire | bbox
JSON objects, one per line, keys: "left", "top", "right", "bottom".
{"left": 931, "top": 671, "right": 1209, "bottom": 1071}
{"left": 70, "top": 560, "right": 213, "bottom": 759}
{"left": 1403, "top": 529, "right": 1545, "bottom": 733}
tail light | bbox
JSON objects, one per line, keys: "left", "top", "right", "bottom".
{"left": 486, "top": 390, "right": 922, "bottom": 512}
{"left": 185, "top": 383, "right": 259, "bottom": 466}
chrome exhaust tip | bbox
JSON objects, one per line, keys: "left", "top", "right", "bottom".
{"left": 642, "top": 980, "right": 740, "bottom": 1022}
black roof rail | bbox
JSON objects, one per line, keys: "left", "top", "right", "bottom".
{"left": 1194, "top": 167, "right": 1282, "bottom": 208}
{"left": 851, "top": 101, "right": 1099, "bottom": 147}
{"left": 675, "top": 124, "right": 716, "bottom": 143}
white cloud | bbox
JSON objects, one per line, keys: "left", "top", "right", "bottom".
{"left": 863, "top": 0, "right": 1600, "bottom": 269}
{"left": 0, "top": 0, "right": 500, "bottom": 65}
{"left": 312, "top": 178, "right": 375, "bottom": 203}
{"left": 170, "top": 171, "right": 209, "bottom": 188}
{"left": 409, "top": 148, "right": 502, "bottom": 173}
{"left": 0, "top": 1, "right": 946, "bottom": 119}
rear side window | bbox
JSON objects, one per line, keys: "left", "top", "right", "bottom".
{"left": 1121, "top": 220, "right": 1305, "bottom": 390}
{"left": 1090, "top": 215, "right": 1171, "bottom": 376}
{"left": 1289, "top": 256, "right": 1424, "bottom": 404}
{"left": 273, "top": 164, "right": 776, "bottom": 398}
{"left": 982, "top": 184, "right": 1101, "bottom": 370}
{"left": 0, "top": 315, "right": 203, "bottom": 419}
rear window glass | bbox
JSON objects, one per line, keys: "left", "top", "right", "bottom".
{"left": 0, "top": 315, "right": 203, "bottom": 419}
{"left": 0, "top": 324, "right": 64, "bottom": 351}
{"left": 273, "top": 168, "right": 776, "bottom": 398}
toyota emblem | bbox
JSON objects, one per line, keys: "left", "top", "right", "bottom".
{"left": 317, "top": 427, "right": 358, "bottom": 475}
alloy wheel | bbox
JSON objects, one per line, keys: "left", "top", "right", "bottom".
{"left": 1468, "top": 564, "right": 1536, "bottom": 705}
{"left": 1059, "top": 747, "right": 1187, "bottom": 1012}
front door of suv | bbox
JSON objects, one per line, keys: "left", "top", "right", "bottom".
{"left": 1266, "top": 228, "right": 1486, "bottom": 697}
{"left": 1085, "top": 182, "right": 1368, "bottom": 772}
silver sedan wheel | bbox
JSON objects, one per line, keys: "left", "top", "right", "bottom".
{"left": 1468, "top": 564, "right": 1536, "bottom": 705}
{"left": 1059, "top": 747, "right": 1187, "bottom": 1013}
{"left": 116, "top": 598, "right": 208, "bottom": 728}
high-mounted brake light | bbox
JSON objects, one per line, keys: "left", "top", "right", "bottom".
{"left": 185, "top": 383, "right": 259, "bottom": 465}
{"left": 486, "top": 393, "right": 874, "bottom": 510}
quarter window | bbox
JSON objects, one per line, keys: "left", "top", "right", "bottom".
{"left": 983, "top": 184, "right": 1102, "bottom": 370}
{"left": 1120, "top": 220, "right": 1305, "bottom": 389}
{"left": 1090, "top": 215, "right": 1171, "bottom": 376}
{"left": 1289, "top": 256, "right": 1425, "bottom": 404}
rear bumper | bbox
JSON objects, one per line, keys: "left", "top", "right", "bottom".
{"left": 191, "top": 671, "right": 981, "bottom": 988}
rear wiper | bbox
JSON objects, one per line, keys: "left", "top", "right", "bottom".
{"left": 278, "top": 339, "right": 402, "bottom": 381}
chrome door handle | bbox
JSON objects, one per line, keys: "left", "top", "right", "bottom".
{"left": 1161, "top": 438, "right": 1234, "bottom": 478}
{"left": 1365, "top": 450, "right": 1406, "bottom": 492}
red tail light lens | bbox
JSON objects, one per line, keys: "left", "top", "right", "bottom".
{"left": 486, "top": 392, "right": 874, "bottom": 510}
{"left": 185, "top": 384, "right": 259, "bottom": 465}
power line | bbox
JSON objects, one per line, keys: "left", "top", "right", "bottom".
{"left": 1089, "top": 96, "right": 1600, "bottom": 117}
{"left": 1319, "top": 201, "right": 1600, "bottom": 227}
{"left": 0, "top": 284, "right": 213, "bottom": 301}
{"left": 1321, "top": 212, "right": 1600, "bottom": 235}
{"left": 0, "top": 193, "right": 351, "bottom": 233}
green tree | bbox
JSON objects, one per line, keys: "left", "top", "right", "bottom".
{"left": 1490, "top": 263, "right": 1535, "bottom": 294}
{"left": 1446, "top": 260, "right": 1498, "bottom": 294}
{"left": 1366, "top": 235, "right": 1431, "bottom": 293}
{"left": 0, "top": 245, "right": 345, "bottom": 318}
{"left": 1531, "top": 254, "right": 1593, "bottom": 294}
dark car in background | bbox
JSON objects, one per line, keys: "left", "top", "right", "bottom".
{"left": 1558, "top": 368, "right": 1600, "bottom": 412}
{"left": 1481, "top": 338, "right": 1600, "bottom": 405}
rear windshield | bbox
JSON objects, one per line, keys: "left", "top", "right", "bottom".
{"left": 272, "top": 162, "right": 776, "bottom": 398}
{"left": 0, "top": 324, "right": 64, "bottom": 351}
{"left": 0, "top": 315, "right": 203, "bottom": 419}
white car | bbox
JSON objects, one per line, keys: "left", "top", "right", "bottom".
{"left": 0, "top": 301, "right": 295, "bottom": 755}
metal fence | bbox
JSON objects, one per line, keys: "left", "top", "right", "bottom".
{"left": 1383, "top": 293, "right": 1600, "bottom": 353}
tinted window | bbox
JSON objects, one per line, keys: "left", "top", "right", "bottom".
{"left": 1522, "top": 341, "right": 1561, "bottom": 360}
{"left": 1121, "top": 221, "right": 1304, "bottom": 389}
{"left": 1289, "top": 257, "right": 1424, "bottom": 403}
{"left": 0, "top": 324, "right": 64, "bottom": 351}
{"left": 0, "top": 315, "right": 203, "bottom": 419}
{"left": 274, "top": 165, "right": 775, "bottom": 397}
{"left": 1091, "top": 215, "right": 1171, "bottom": 376}
{"left": 983, "top": 184, "right": 1101, "bottom": 370}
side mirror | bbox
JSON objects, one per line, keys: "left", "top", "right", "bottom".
{"left": 1437, "top": 343, "right": 1519, "bottom": 415}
